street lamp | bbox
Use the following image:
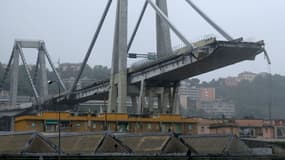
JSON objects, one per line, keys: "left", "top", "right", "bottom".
{"left": 47, "top": 80, "right": 61, "bottom": 157}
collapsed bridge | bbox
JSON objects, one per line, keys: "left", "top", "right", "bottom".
{"left": 0, "top": 0, "right": 268, "bottom": 115}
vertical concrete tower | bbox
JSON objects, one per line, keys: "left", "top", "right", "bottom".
{"left": 38, "top": 44, "right": 48, "bottom": 107}
{"left": 7, "top": 41, "right": 64, "bottom": 111}
{"left": 9, "top": 46, "right": 20, "bottom": 109}
{"left": 155, "top": 0, "right": 174, "bottom": 113}
{"left": 156, "top": 0, "right": 172, "bottom": 58}
{"left": 108, "top": 0, "right": 128, "bottom": 113}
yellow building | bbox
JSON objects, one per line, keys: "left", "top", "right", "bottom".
{"left": 15, "top": 112, "right": 198, "bottom": 134}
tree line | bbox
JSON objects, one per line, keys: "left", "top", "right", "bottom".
{"left": 0, "top": 62, "right": 110, "bottom": 96}
{"left": 1, "top": 61, "right": 285, "bottom": 118}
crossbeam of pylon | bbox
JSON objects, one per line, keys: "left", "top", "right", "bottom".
{"left": 70, "top": 0, "right": 113, "bottom": 93}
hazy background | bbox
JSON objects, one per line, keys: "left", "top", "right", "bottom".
{"left": 0, "top": 0, "right": 284, "bottom": 81}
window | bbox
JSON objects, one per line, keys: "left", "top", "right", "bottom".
{"left": 156, "top": 124, "right": 160, "bottom": 130}
{"left": 240, "top": 128, "right": 255, "bottom": 137}
{"left": 92, "top": 123, "right": 97, "bottom": 129}
{"left": 46, "top": 125, "right": 56, "bottom": 132}
{"left": 136, "top": 123, "right": 140, "bottom": 129}
{"left": 188, "top": 124, "right": 192, "bottom": 130}
{"left": 256, "top": 128, "right": 263, "bottom": 137}
{"left": 201, "top": 126, "right": 205, "bottom": 132}
{"left": 277, "top": 127, "right": 285, "bottom": 138}
{"left": 61, "top": 121, "right": 70, "bottom": 128}
{"left": 147, "top": 123, "right": 152, "bottom": 129}
{"left": 176, "top": 124, "right": 182, "bottom": 133}
{"left": 31, "top": 122, "right": 35, "bottom": 128}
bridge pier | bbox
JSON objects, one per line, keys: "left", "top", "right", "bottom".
{"left": 155, "top": 0, "right": 176, "bottom": 114}
{"left": 108, "top": 0, "right": 128, "bottom": 113}
{"left": 156, "top": 0, "right": 172, "bottom": 58}
{"left": 38, "top": 46, "right": 48, "bottom": 109}
{"left": 81, "top": 0, "right": 184, "bottom": 115}
{"left": 2, "top": 40, "right": 66, "bottom": 112}
{"left": 9, "top": 46, "right": 20, "bottom": 109}
{"left": 137, "top": 80, "right": 146, "bottom": 114}
{"left": 172, "top": 85, "right": 180, "bottom": 114}
{"left": 131, "top": 96, "right": 138, "bottom": 113}
{"left": 147, "top": 89, "right": 155, "bottom": 113}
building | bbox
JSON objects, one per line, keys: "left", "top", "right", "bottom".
{"left": 210, "top": 123, "right": 240, "bottom": 135}
{"left": 223, "top": 71, "right": 257, "bottom": 87}
{"left": 193, "top": 117, "right": 222, "bottom": 135}
{"left": 199, "top": 88, "right": 215, "bottom": 101}
{"left": 11, "top": 111, "right": 285, "bottom": 140}
{"left": 272, "top": 120, "right": 285, "bottom": 138}
{"left": 178, "top": 81, "right": 200, "bottom": 100}
{"left": 210, "top": 119, "right": 275, "bottom": 139}
{"left": 59, "top": 63, "right": 81, "bottom": 72}
{"left": 223, "top": 77, "right": 239, "bottom": 87}
{"left": 238, "top": 119, "right": 276, "bottom": 139}
{"left": 198, "top": 100, "right": 236, "bottom": 118}
{"left": 14, "top": 112, "right": 198, "bottom": 134}
{"left": 178, "top": 80, "right": 217, "bottom": 117}
{"left": 238, "top": 71, "right": 257, "bottom": 82}
{"left": 178, "top": 80, "right": 199, "bottom": 117}
{"left": 77, "top": 97, "right": 146, "bottom": 115}
{"left": 77, "top": 100, "right": 107, "bottom": 114}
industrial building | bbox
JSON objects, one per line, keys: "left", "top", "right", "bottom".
{"left": 1, "top": 131, "right": 285, "bottom": 157}
{"left": 14, "top": 112, "right": 197, "bottom": 134}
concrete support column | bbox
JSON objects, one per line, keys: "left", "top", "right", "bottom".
{"left": 168, "top": 88, "right": 174, "bottom": 113}
{"left": 156, "top": 0, "right": 172, "bottom": 58}
{"left": 9, "top": 47, "right": 19, "bottom": 109}
{"left": 108, "top": 0, "right": 128, "bottom": 113}
{"left": 155, "top": 0, "right": 173, "bottom": 114}
{"left": 156, "top": 87, "right": 164, "bottom": 113}
{"left": 108, "top": 84, "right": 118, "bottom": 113}
{"left": 138, "top": 80, "right": 145, "bottom": 114}
{"left": 38, "top": 48, "right": 48, "bottom": 108}
{"left": 157, "top": 93, "right": 162, "bottom": 113}
{"left": 147, "top": 89, "right": 155, "bottom": 113}
{"left": 162, "top": 88, "right": 170, "bottom": 113}
{"left": 170, "top": 86, "right": 179, "bottom": 114}
{"left": 131, "top": 96, "right": 138, "bottom": 113}
{"left": 10, "top": 116, "right": 15, "bottom": 131}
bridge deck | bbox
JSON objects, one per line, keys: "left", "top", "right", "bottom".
{"left": 51, "top": 40, "right": 264, "bottom": 104}
{"left": 133, "top": 41, "right": 263, "bottom": 85}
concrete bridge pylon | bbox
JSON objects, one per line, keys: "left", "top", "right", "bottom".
{"left": 0, "top": 40, "right": 66, "bottom": 111}
{"left": 108, "top": 0, "right": 179, "bottom": 114}
{"left": 108, "top": 0, "right": 128, "bottom": 113}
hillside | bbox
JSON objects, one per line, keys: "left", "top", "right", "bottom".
{"left": 199, "top": 73, "right": 285, "bottom": 119}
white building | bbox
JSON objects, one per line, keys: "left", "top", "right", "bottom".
{"left": 198, "top": 100, "right": 236, "bottom": 118}
{"left": 238, "top": 71, "right": 257, "bottom": 82}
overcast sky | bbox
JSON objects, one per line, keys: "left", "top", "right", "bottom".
{"left": 0, "top": 0, "right": 284, "bottom": 81}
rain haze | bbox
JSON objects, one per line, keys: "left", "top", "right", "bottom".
{"left": 0, "top": 0, "right": 284, "bottom": 81}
